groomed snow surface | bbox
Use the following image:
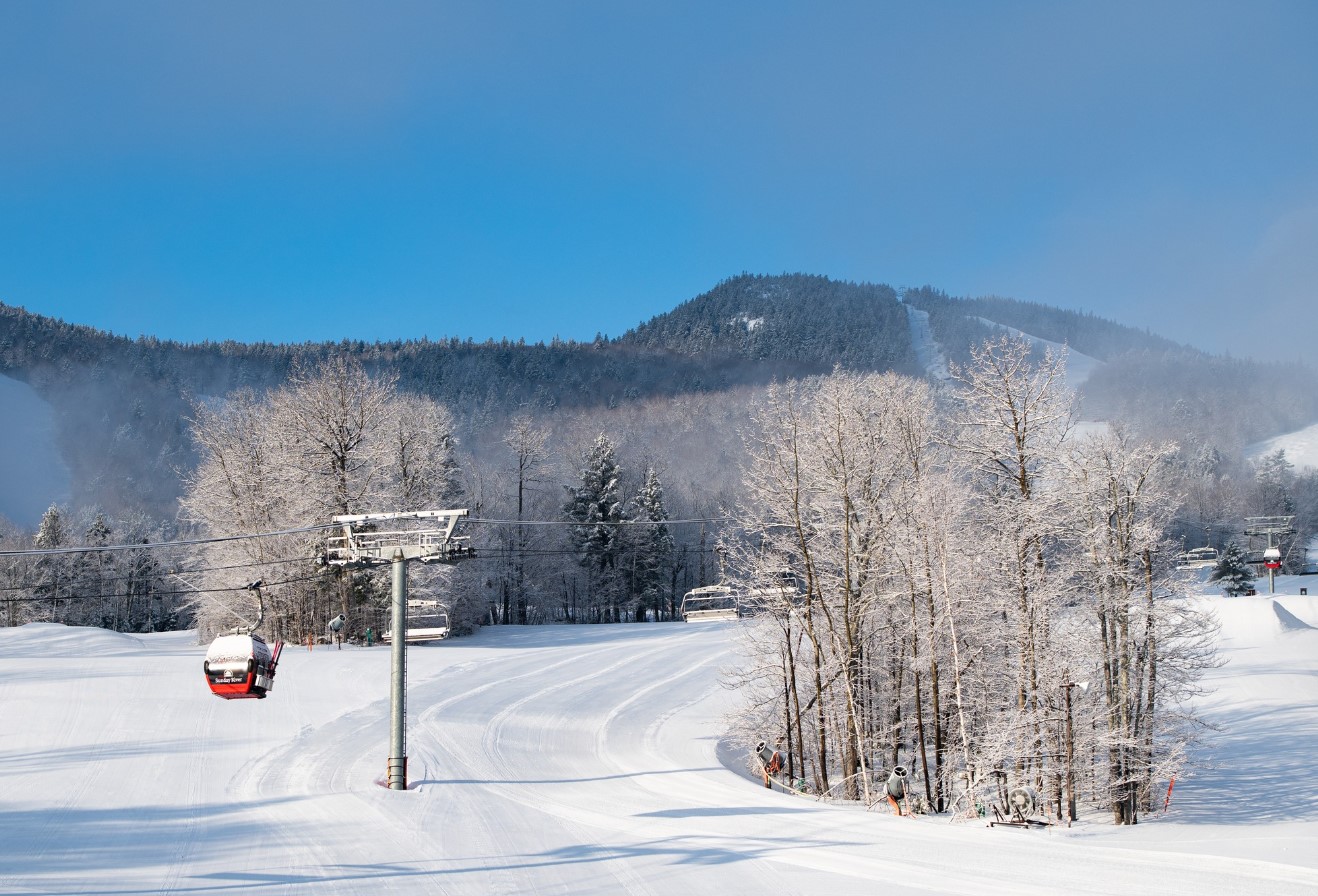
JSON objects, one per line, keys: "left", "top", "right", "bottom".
{"left": 1249, "top": 420, "right": 1318, "bottom": 471}
{"left": 3, "top": 583, "right": 1318, "bottom": 895}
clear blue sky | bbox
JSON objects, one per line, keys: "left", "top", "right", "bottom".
{"left": 2, "top": 2, "right": 1315, "bottom": 363}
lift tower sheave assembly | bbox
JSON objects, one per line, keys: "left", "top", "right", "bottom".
{"left": 323, "top": 509, "right": 474, "bottom": 790}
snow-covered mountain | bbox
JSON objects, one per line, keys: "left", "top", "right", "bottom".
{"left": 903, "top": 303, "right": 952, "bottom": 382}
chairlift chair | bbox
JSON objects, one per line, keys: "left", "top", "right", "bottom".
{"left": 680, "top": 585, "right": 740, "bottom": 622}
{"left": 1175, "top": 546, "right": 1219, "bottom": 570}
{"left": 383, "top": 599, "right": 451, "bottom": 643}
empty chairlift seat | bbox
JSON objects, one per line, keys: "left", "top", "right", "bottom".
{"left": 680, "top": 586, "right": 741, "bottom": 622}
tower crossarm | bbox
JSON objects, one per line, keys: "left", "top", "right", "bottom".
{"left": 323, "top": 509, "right": 472, "bottom": 566}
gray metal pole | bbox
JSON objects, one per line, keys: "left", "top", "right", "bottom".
{"left": 1268, "top": 534, "right": 1276, "bottom": 595}
{"left": 388, "top": 549, "right": 408, "bottom": 790}
{"left": 1064, "top": 683, "right": 1077, "bottom": 824}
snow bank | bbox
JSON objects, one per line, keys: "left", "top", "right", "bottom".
{"left": 1273, "top": 601, "right": 1315, "bottom": 631}
{"left": 0, "top": 621, "right": 150, "bottom": 657}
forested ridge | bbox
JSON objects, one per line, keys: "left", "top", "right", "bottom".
{"left": 622, "top": 273, "right": 918, "bottom": 372}
{"left": 2, "top": 273, "right": 1316, "bottom": 519}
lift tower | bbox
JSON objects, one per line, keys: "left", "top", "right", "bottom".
{"left": 324, "top": 510, "right": 473, "bottom": 790}
{"left": 1244, "top": 515, "right": 1294, "bottom": 595}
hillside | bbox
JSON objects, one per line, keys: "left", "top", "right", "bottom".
{"left": 2, "top": 273, "right": 1315, "bottom": 524}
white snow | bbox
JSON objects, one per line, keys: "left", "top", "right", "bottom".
{"left": 904, "top": 304, "right": 953, "bottom": 382}
{"left": 3, "top": 586, "right": 1318, "bottom": 895}
{"left": 975, "top": 317, "right": 1105, "bottom": 387}
{"left": 1247, "top": 420, "right": 1318, "bottom": 471}
{"left": 900, "top": 307, "right": 1104, "bottom": 391}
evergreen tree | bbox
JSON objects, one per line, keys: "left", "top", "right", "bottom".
{"left": 79, "top": 513, "right": 113, "bottom": 628}
{"left": 34, "top": 504, "right": 70, "bottom": 622}
{"left": 630, "top": 467, "right": 674, "bottom": 621}
{"left": 564, "top": 435, "right": 625, "bottom": 572}
{"left": 563, "top": 434, "right": 628, "bottom": 620}
{"left": 1253, "top": 449, "right": 1295, "bottom": 516}
{"left": 1209, "top": 542, "right": 1256, "bottom": 597}
{"left": 35, "top": 503, "right": 67, "bottom": 549}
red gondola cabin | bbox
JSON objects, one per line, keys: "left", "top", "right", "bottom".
{"left": 203, "top": 633, "right": 282, "bottom": 699}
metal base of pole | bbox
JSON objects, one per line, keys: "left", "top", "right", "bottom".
{"left": 387, "top": 756, "right": 407, "bottom": 791}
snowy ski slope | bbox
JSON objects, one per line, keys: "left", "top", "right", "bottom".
{"left": 2, "top": 587, "right": 1317, "bottom": 894}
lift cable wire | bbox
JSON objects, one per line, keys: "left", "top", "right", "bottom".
{"left": 0, "top": 544, "right": 724, "bottom": 596}
{"left": 0, "top": 571, "right": 328, "bottom": 605}
{"left": 466, "top": 516, "right": 732, "bottom": 526}
{"left": 0, "top": 522, "right": 345, "bottom": 558}
{"left": 461, "top": 546, "right": 721, "bottom": 560}
{"left": 0, "top": 516, "right": 734, "bottom": 559}
{"left": 0, "top": 554, "right": 320, "bottom": 595}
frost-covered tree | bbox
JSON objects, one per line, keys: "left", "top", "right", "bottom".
{"left": 1169, "top": 442, "right": 1245, "bottom": 553}
{"left": 881, "top": 378, "right": 967, "bottom": 813}
{"left": 35, "top": 503, "right": 67, "bottom": 549}
{"left": 503, "top": 415, "right": 552, "bottom": 624}
{"left": 723, "top": 344, "right": 1229, "bottom": 827}
{"left": 0, "top": 519, "right": 34, "bottom": 627}
{"left": 11, "top": 505, "right": 177, "bottom": 633}
{"left": 1252, "top": 449, "right": 1295, "bottom": 517}
{"left": 382, "top": 392, "right": 461, "bottom": 511}
{"left": 267, "top": 356, "right": 397, "bottom": 520}
{"left": 33, "top": 503, "right": 71, "bottom": 622}
{"left": 181, "top": 357, "right": 463, "bottom": 641}
{"left": 732, "top": 370, "right": 934, "bottom": 800}
{"left": 1062, "top": 426, "right": 1213, "bottom": 824}
{"left": 77, "top": 512, "right": 113, "bottom": 628}
{"left": 948, "top": 335, "right": 1075, "bottom": 789}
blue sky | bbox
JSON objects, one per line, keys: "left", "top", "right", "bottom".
{"left": 2, "top": 2, "right": 1315, "bottom": 363}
